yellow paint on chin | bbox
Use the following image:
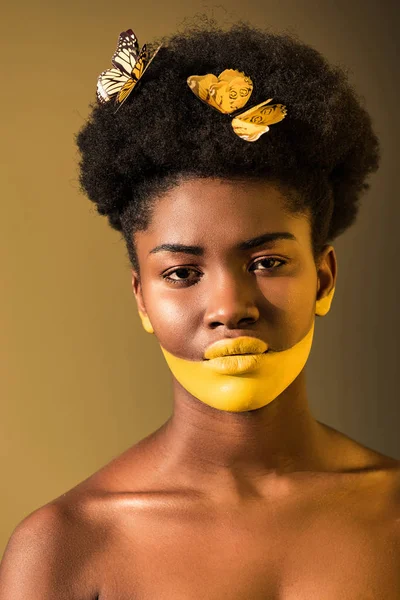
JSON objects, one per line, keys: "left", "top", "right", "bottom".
{"left": 159, "top": 319, "right": 316, "bottom": 412}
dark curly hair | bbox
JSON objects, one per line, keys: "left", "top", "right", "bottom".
{"left": 76, "top": 17, "right": 380, "bottom": 279}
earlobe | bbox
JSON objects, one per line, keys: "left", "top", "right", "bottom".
{"left": 315, "top": 286, "right": 335, "bottom": 316}
{"left": 138, "top": 310, "right": 154, "bottom": 334}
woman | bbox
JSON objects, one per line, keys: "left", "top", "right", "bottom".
{"left": 1, "top": 17, "right": 399, "bottom": 599}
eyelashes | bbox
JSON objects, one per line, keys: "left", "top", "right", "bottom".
{"left": 162, "top": 257, "right": 287, "bottom": 286}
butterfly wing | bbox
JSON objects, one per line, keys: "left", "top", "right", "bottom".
{"left": 97, "top": 67, "right": 130, "bottom": 103}
{"left": 115, "top": 44, "right": 148, "bottom": 107}
{"left": 231, "top": 99, "right": 287, "bottom": 141}
{"left": 209, "top": 69, "right": 253, "bottom": 114}
{"left": 187, "top": 69, "right": 252, "bottom": 114}
{"left": 111, "top": 29, "right": 140, "bottom": 75}
{"left": 96, "top": 29, "right": 139, "bottom": 103}
{"left": 115, "top": 43, "right": 162, "bottom": 110}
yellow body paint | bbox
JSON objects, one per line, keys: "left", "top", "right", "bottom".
{"left": 138, "top": 288, "right": 335, "bottom": 413}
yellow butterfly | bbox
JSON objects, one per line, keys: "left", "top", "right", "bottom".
{"left": 97, "top": 28, "right": 161, "bottom": 113}
{"left": 187, "top": 69, "right": 287, "bottom": 142}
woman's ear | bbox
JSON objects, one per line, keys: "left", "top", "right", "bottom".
{"left": 315, "top": 245, "right": 337, "bottom": 316}
{"left": 131, "top": 269, "right": 154, "bottom": 334}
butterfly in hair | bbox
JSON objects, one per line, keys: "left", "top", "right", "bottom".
{"left": 187, "top": 69, "right": 287, "bottom": 142}
{"left": 96, "top": 28, "right": 161, "bottom": 112}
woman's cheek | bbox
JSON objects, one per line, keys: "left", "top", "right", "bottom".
{"left": 259, "top": 277, "right": 298, "bottom": 312}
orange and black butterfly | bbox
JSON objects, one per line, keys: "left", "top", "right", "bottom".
{"left": 96, "top": 29, "right": 161, "bottom": 112}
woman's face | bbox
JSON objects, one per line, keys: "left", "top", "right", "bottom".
{"left": 131, "top": 176, "right": 336, "bottom": 411}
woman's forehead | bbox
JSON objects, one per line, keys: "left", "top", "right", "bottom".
{"left": 148, "top": 177, "right": 302, "bottom": 226}
{"left": 135, "top": 177, "right": 311, "bottom": 255}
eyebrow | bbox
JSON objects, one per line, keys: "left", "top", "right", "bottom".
{"left": 148, "top": 231, "right": 297, "bottom": 257}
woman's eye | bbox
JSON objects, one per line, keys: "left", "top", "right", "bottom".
{"left": 250, "top": 258, "right": 286, "bottom": 272}
{"left": 163, "top": 267, "right": 200, "bottom": 285}
{"left": 163, "top": 258, "right": 286, "bottom": 286}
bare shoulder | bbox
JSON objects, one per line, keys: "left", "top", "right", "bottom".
{"left": 0, "top": 500, "right": 101, "bottom": 600}
{"left": 0, "top": 436, "right": 160, "bottom": 600}
{"left": 352, "top": 449, "right": 400, "bottom": 542}
{"left": 341, "top": 431, "right": 400, "bottom": 520}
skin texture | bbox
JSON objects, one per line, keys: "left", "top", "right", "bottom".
{"left": 1, "top": 177, "right": 399, "bottom": 599}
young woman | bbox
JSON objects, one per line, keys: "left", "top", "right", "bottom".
{"left": 1, "top": 17, "right": 399, "bottom": 599}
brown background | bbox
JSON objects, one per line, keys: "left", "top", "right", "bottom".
{"left": 1, "top": 0, "right": 398, "bottom": 557}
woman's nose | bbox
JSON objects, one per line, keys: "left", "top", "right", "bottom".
{"left": 203, "top": 269, "right": 260, "bottom": 329}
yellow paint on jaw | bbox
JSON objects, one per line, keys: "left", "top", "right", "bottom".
{"left": 158, "top": 320, "right": 315, "bottom": 412}
{"left": 139, "top": 287, "right": 335, "bottom": 412}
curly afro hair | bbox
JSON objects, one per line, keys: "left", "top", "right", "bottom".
{"left": 76, "top": 17, "right": 380, "bottom": 279}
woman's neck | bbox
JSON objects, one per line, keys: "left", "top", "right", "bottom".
{"left": 154, "top": 371, "right": 336, "bottom": 502}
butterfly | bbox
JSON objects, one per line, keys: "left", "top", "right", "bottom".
{"left": 187, "top": 69, "right": 287, "bottom": 142}
{"left": 96, "top": 28, "right": 161, "bottom": 112}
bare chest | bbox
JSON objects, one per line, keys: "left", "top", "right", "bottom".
{"left": 92, "top": 500, "right": 400, "bottom": 600}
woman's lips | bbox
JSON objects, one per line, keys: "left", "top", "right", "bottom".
{"left": 203, "top": 351, "right": 268, "bottom": 359}
{"left": 203, "top": 352, "right": 268, "bottom": 375}
{"left": 203, "top": 336, "right": 268, "bottom": 360}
